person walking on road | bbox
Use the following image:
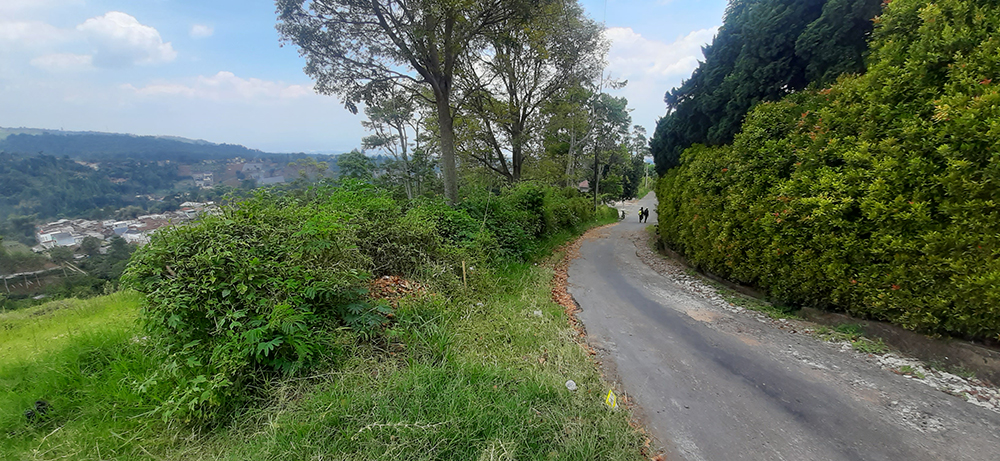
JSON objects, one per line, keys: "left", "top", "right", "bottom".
{"left": 638, "top": 207, "right": 644, "bottom": 223}
{"left": 642, "top": 207, "right": 649, "bottom": 223}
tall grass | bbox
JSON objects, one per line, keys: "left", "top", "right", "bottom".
{"left": 201, "top": 244, "right": 641, "bottom": 460}
{"left": 0, "top": 211, "right": 642, "bottom": 460}
{"left": 0, "top": 292, "right": 181, "bottom": 459}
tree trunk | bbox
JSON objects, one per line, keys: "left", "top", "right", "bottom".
{"left": 565, "top": 130, "right": 577, "bottom": 188}
{"left": 511, "top": 133, "right": 523, "bottom": 183}
{"left": 593, "top": 148, "right": 600, "bottom": 211}
{"left": 397, "top": 124, "right": 413, "bottom": 200}
{"left": 435, "top": 94, "right": 459, "bottom": 205}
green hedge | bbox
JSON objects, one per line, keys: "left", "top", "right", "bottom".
{"left": 124, "top": 181, "right": 613, "bottom": 421}
{"left": 658, "top": 0, "right": 1000, "bottom": 340}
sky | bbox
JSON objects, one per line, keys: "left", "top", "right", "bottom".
{"left": 0, "top": 0, "right": 727, "bottom": 153}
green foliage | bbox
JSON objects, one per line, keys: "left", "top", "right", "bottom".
{"left": 336, "top": 149, "right": 375, "bottom": 181}
{"left": 657, "top": 0, "right": 1000, "bottom": 341}
{"left": 123, "top": 188, "right": 377, "bottom": 421}
{"left": 0, "top": 217, "right": 638, "bottom": 459}
{"left": 461, "top": 182, "right": 611, "bottom": 260}
{"left": 651, "top": 0, "right": 883, "bottom": 172}
{"left": 123, "top": 180, "right": 612, "bottom": 423}
{"left": 0, "top": 153, "right": 185, "bottom": 241}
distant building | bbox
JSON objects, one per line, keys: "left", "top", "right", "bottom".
{"left": 122, "top": 230, "right": 150, "bottom": 245}
{"left": 52, "top": 232, "right": 76, "bottom": 247}
{"left": 577, "top": 180, "right": 590, "bottom": 193}
{"left": 260, "top": 176, "right": 285, "bottom": 185}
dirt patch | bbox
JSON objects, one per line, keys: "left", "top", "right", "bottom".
{"left": 684, "top": 308, "right": 722, "bottom": 323}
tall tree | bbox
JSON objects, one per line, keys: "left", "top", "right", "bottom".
{"left": 276, "top": 0, "right": 539, "bottom": 204}
{"left": 589, "top": 92, "right": 631, "bottom": 206}
{"left": 362, "top": 89, "right": 421, "bottom": 199}
{"left": 460, "top": 0, "right": 606, "bottom": 183}
{"left": 650, "top": 0, "right": 883, "bottom": 173}
{"left": 542, "top": 85, "right": 594, "bottom": 188}
{"left": 336, "top": 149, "right": 375, "bottom": 180}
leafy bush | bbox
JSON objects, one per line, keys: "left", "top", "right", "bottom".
{"left": 123, "top": 189, "right": 387, "bottom": 421}
{"left": 658, "top": 0, "right": 1000, "bottom": 340}
{"left": 124, "top": 180, "right": 613, "bottom": 422}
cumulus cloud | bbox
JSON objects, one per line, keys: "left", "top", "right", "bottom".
{"left": 125, "top": 71, "right": 314, "bottom": 102}
{"left": 600, "top": 26, "right": 718, "bottom": 129}
{"left": 30, "top": 53, "right": 93, "bottom": 72}
{"left": 190, "top": 24, "right": 214, "bottom": 39}
{"left": 77, "top": 12, "right": 176, "bottom": 67}
{"left": 605, "top": 26, "right": 718, "bottom": 80}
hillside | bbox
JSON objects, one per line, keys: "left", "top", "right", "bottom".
{"left": 0, "top": 127, "right": 270, "bottom": 161}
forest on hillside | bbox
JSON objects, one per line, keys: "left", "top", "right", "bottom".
{"left": 0, "top": 132, "right": 266, "bottom": 161}
{"left": 0, "top": 154, "right": 184, "bottom": 241}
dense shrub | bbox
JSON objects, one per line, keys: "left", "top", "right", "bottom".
{"left": 462, "top": 182, "right": 613, "bottom": 260}
{"left": 124, "top": 181, "right": 613, "bottom": 421}
{"left": 658, "top": 0, "right": 1000, "bottom": 340}
{"left": 123, "top": 188, "right": 385, "bottom": 421}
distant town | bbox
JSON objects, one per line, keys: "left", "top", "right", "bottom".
{"left": 33, "top": 201, "right": 218, "bottom": 251}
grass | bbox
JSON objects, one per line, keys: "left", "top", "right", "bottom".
{"left": 0, "top": 218, "right": 643, "bottom": 460}
{"left": 897, "top": 365, "right": 927, "bottom": 380}
{"left": 0, "top": 291, "right": 175, "bottom": 460}
{"left": 927, "top": 360, "right": 978, "bottom": 380}
{"left": 814, "top": 324, "right": 889, "bottom": 355}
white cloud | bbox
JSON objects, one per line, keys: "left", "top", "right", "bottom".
{"left": 30, "top": 53, "right": 93, "bottom": 72}
{"left": 0, "top": 21, "right": 69, "bottom": 47}
{"left": 190, "top": 24, "right": 214, "bottom": 39}
{"left": 600, "top": 26, "right": 718, "bottom": 130}
{"left": 605, "top": 26, "right": 718, "bottom": 80}
{"left": 125, "top": 71, "right": 314, "bottom": 102}
{"left": 77, "top": 12, "right": 176, "bottom": 67}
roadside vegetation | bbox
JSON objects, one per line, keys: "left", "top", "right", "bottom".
{"left": 0, "top": 182, "right": 643, "bottom": 460}
{"left": 655, "top": 0, "right": 1000, "bottom": 342}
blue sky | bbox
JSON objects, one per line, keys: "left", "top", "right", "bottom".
{"left": 0, "top": 0, "right": 726, "bottom": 153}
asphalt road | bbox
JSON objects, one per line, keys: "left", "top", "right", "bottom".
{"left": 568, "top": 194, "right": 1000, "bottom": 461}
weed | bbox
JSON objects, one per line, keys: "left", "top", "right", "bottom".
{"left": 851, "top": 338, "right": 888, "bottom": 355}
{"left": 814, "top": 323, "right": 888, "bottom": 354}
{"left": 834, "top": 323, "right": 865, "bottom": 337}
{"left": 715, "top": 288, "right": 799, "bottom": 320}
{"left": 0, "top": 212, "right": 644, "bottom": 460}
{"left": 927, "top": 360, "right": 978, "bottom": 380}
{"left": 897, "top": 365, "right": 926, "bottom": 379}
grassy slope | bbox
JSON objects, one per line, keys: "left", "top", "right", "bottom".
{"left": 1, "top": 221, "right": 643, "bottom": 460}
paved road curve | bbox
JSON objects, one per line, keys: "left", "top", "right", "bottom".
{"left": 569, "top": 194, "right": 1000, "bottom": 461}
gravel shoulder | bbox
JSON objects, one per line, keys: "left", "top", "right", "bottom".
{"left": 568, "top": 194, "right": 1000, "bottom": 461}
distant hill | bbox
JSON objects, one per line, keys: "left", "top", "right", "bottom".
{"left": 0, "top": 127, "right": 269, "bottom": 161}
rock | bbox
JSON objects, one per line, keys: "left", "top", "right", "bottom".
{"left": 566, "top": 380, "right": 578, "bottom": 391}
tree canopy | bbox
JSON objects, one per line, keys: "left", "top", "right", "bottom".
{"left": 277, "top": 0, "right": 546, "bottom": 204}
{"left": 650, "top": 0, "right": 883, "bottom": 173}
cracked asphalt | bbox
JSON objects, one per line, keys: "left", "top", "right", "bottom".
{"left": 568, "top": 194, "right": 1000, "bottom": 461}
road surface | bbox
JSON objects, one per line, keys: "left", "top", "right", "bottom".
{"left": 568, "top": 194, "right": 1000, "bottom": 461}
